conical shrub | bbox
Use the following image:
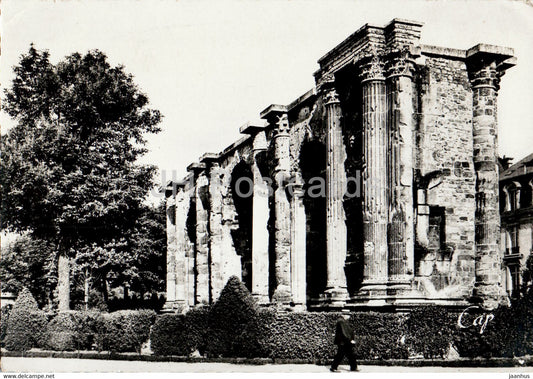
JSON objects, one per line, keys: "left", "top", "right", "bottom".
{"left": 206, "top": 276, "right": 258, "bottom": 357}
{"left": 4, "top": 287, "right": 47, "bottom": 351}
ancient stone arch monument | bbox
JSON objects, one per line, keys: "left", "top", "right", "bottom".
{"left": 164, "top": 19, "right": 516, "bottom": 312}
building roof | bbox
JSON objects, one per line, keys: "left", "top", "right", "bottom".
{"left": 500, "top": 152, "right": 533, "bottom": 181}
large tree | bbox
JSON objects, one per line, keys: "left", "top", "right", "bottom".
{"left": 1, "top": 46, "right": 162, "bottom": 310}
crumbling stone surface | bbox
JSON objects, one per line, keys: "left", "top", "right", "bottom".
{"left": 415, "top": 56, "right": 476, "bottom": 298}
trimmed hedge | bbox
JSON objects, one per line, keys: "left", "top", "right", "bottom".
{"left": 406, "top": 306, "right": 452, "bottom": 359}
{"left": 5, "top": 278, "right": 530, "bottom": 360}
{"left": 44, "top": 309, "right": 159, "bottom": 353}
{"left": 98, "top": 309, "right": 157, "bottom": 353}
{"left": 151, "top": 308, "right": 410, "bottom": 361}
{"left": 150, "top": 307, "right": 209, "bottom": 356}
{"left": 46, "top": 311, "right": 103, "bottom": 351}
{"left": 248, "top": 310, "right": 337, "bottom": 360}
{"left": 4, "top": 288, "right": 48, "bottom": 351}
{"left": 150, "top": 294, "right": 533, "bottom": 361}
{"left": 453, "top": 295, "right": 533, "bottom": 358}
{"left": 351, "top": 312, "right": 409, "bottom": 360}
{"left": 1, "top": 306, "right": 10, "bottom": 347}
{"left": 240, "top": 310, "right": 409, "bottom": 361}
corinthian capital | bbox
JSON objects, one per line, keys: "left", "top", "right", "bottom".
{"left": 316, "top": 73, "right": 335, "bottom": 92}
{"left": 316, "top": 73, "right": 340, "bottom": 105}
{"left": 385, "top": 48, "right": 416, "bottom": 79}
{"left": 275, "top": 113, "right": 290, "bottom": 135}
{"left": 324, "top": 87, "right": 340, "bottom": 105}
{"left": 358, "top": 53, "right": 385, "bottom": 83}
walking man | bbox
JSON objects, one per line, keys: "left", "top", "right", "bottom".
{"left": 330, "top": 313, "right": 358, "bottom": 372}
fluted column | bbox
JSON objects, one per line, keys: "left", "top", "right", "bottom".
{"left": 240, "top": 122, "right": 271, "bottom": 304}
{"left": 272, "top": 112, "right": 293, "bottom": 304}
{"left": 322, "top": 80, "right": 349, "bottom": 304}
{"left": 385, "top": 49, "right": 416, "bottom": 288}
{"left": 467, "top": 58, "right": 506, "bottom": 309}
{"left": 358, "top": 53, "right": 389, "bottom": 294}
{"left": 289, "top": 177, "right": 307, "bottom": 309}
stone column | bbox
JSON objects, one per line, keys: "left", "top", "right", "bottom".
{"left": 163, "top": 183, "right": 178, "bottom": 310}
{"left": 466, "top": 50, "right": 512, "bottom": 309}
{"left": 289, "top": 177, "right": 307, "bottom": 309}
{"left": 322, "top": 80, "right": 349, "bottom": 304}
{"left": 358, "top": 53, "right": 389, "bottom": 295}
{"left": 173, "top": 182, "right": 190, "bottom": 311}
{"left": 202, "top": 154, "right": 225, "bottom": 303}
{"left": 183, "top": 181, "right": 196, "bottom": 308}
{"left": 240, "top": 123, "right": 270, "bottom": 304}
{"left": 385, "top": 49, "right": 416, "bottom": 288}
{"left": 261, "top": 106, "right": 292, "bottom": 304}
{"left": 188, "top": 162, "right": 210, "bottom": 305}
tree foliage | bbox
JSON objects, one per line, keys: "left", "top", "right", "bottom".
{"left": 522, "top": 254, "right": 533, "bottom": 296}
{"left": 0, "top": 235, "right": 56, "bottom": 308}
{"left": 1, "top": 45, "right": 162, "bottom": 309}
{"left": 74, "top": 201, "right": 166, "bottom": 301}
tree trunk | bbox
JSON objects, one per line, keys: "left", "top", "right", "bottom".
{"left": 84, "top": 268, "right": 90, "bottom": 311}
{"left": 57, "top": 253, "right": 70, "bottom": 311}
{"left": 102, "top": 275, "right": 109, "bottom": 303}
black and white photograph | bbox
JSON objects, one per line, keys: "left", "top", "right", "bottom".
{"left": 1, "top": 0, "right": 533, "bottom": 377}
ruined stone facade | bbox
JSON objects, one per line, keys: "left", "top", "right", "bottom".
{"left": 164, "top": 19, "right": 517, "bottom": 312}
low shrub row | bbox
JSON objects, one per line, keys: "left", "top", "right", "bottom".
{"left": 45, "top": 310, "right": 157, "bottom": 353}
{"left": 98, "top": 310, "right": 157, "bottom": 353}
{"left": 6, "top": 282, "right": 533, "bottom": 360}
{"left": 46, "top": 311, "right": 97, "bottom": 351}
{"left": 452, "top": 296, "right": 533, "bottom": 358}
{"left": 150, "top": 307, "right": 208, "bottom": 356}
{"left": 149, "top": 307, "right": 412, "bottom": 361}
{"left": 5, "top": 288, "right": 158, "bottom": 353}
{"left": 149, "top": 279, "right": 533, "bottom": 361}
{"left": 149, "top": 277, "right": 412, "bottom": 361}
{"left": 45, "top": 309, "right": 157, "bottom": 353}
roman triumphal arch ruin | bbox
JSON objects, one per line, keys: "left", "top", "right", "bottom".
{"left": 164, "top": 19, "right": 516, "bottom": 312}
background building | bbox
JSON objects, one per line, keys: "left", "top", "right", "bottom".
{"left": 500, "top": 153, "right": 533, "bottom": 299}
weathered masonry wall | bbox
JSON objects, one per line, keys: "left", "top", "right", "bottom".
{"left": 164, "top": 18, "right": 516, "bottom": 312}
{"left": 414, "top": 55, "right": 476, "bottom": 300}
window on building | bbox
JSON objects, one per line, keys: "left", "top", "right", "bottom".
{"left": 509, "top": 264, "right": 521, "bottom": 299}
{"left": 509, "top": 188, "right": 518, "bottom": 211}
{"left": 504, "top": 227, "right": 520, "bottom": 255}
{"left": 510, "top": 226, "right": 520, "bottom": 255}
{"left": 505, "top": 181, "right": 522, "bottom": 211}
{"left": 428, "top": 206, "right": 446, "bottom": 253}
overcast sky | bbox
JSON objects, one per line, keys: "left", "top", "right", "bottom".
{"left": 2, "top": 0, "right": 532, "bottom": 195}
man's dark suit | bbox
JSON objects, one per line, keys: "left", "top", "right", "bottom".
{"left": 331, "top": 316, "right": 358, "bottom": 371}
